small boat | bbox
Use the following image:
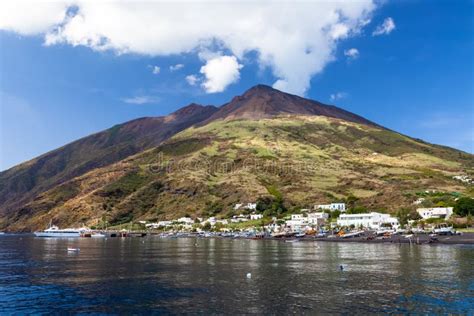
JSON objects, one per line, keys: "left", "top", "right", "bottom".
{"left": 374, "top": 229, "right": 394, "bottom": 237}
{"left": 341, "top": 231, "right": 364, "bottom": 239}
{"left": 67, "top": 247, "right": 80, "bottom": 252}
{"left": 285, "top": 239, "right": 299, "bottom": 243}
{"left": 91, "top": 233, "right": 106, "bottom": 238}
{"left": 272, "top": 232, "right": 296, "bottom": 238}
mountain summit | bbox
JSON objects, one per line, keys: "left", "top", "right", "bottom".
{"left": 1, "top": 85, "right": 472, "bottom": 231}
{"left": 204, "top": 84, "right": 378, "bottom": 127}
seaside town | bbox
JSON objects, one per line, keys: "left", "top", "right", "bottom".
{"left": 138, "top": 202, "right": 460, "bottom": 238}
{"left": 32, "top": 194, "right": 474, "bottom": 245}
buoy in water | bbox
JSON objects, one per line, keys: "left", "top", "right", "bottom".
{"left": 246, "top": 273, "right": 252, "bottom": 279}
{"left": 339, "top": 265, "right": 344, "bottom": 271}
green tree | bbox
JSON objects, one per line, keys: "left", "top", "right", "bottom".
{"left": 454, "top": 197, "right": 474, "bottom": 216}
{"left": 396, "top": 208, "right": 410, "bottom": 227}
{"left": 408, "top": 210, "right": 422, "bottom": 221}
{"left": 330, "top": 210, "right": 341, "bottom": 219}
{"left": 345, "top": 195, "right": 359, "bottom": 209}
{"left": 202, "top": 222, "right": 211, "bottom": 231}
{"left": 256, "top": 196, "right": 272, "bottom": 212}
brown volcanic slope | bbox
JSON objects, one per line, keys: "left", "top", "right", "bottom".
{"left": 203, "top": 84, "right": 379, "bottom": 127}
{"left": 1, "top": 85, "right": 473, "bottom": 231}
{"left": 0, "top": 104, "right": 218, "bottom": 217}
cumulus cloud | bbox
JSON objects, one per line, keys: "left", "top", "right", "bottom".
{"left": 185, "top": 75, "right": 199, "bottom": 86}
{"left": 121, "top": 95, "right": 158, "bottom": 105}
{"left": 150, "top": 65, "right": 160, "bottom": 75}
{"left": 200, "top": 55, "right": 243, "bottom": 93}
{"left": 0, "top": 1, "right": 378, "bottom": 95}
{"left": 169, "top": 63, "right": 184, "bottom": 72}
{"left": 330, "top": 92, "right": 348, "bottom": 102}
{"left": 373, "top": 17, "right": 396, "bottom": 36}
{"left": 344, "top": 48, "right": 359, "bottom": 60}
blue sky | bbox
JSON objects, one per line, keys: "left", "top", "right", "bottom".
{"left": 0, "top": 0, "right": 473, "bottom": 171}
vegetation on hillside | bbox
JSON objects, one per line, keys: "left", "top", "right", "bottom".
{"left": 2, "top": 115, "right": 473, "bottom": 231}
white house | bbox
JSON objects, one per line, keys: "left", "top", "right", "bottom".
{"left": 285, "top": 214, "right": 308, "bottom": 231}
{"left": 337, "top": 212, "right": 399, "bottom": 229}
{"left": 146, "top": 220, "right": 172, "bottom": 229}
{"left": 177, "top": 217, "right": 194, "bottom": 225}
{"left": 231, "top": 214, "right": 249, "bottom": 223}
{"left": 250, "top": 213, "right": 263, "bottom": 220}
{"left": 234, "top": 203, "right": 257, "bottom": 211}
{"left": 413, "top": 198, "right": 425, "bottom": 205}
{"left": 307, "top": 212, "right": 328, "bottom": 226}
{"left": 453, "top": 175, "right": 473, "bottom": 184}
{"left": 417, "top": 207, "right": 453, "bottom": 220}
{"left": 315, "top": 203, "right": 346, "bottom": 212}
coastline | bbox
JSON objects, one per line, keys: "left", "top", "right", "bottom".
{"left": 6, "top": 231, "right": 473, "bottom": 245}
{"left": 293, "top": 232, "right": 474, "bottom": 245}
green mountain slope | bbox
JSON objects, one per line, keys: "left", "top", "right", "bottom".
{"left": 4, "top": 114, "right": 473, "bottom": 231}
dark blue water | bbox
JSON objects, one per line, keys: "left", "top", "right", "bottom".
{"left": 0, "top": 235, "right": 473, "bottom": 314}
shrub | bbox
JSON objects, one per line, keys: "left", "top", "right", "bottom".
{"left": 454, "top": 197, "right": 474, "bottom": 216}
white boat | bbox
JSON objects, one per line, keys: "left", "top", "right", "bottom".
{"left": 91, "top": 233, "right": 106, "bottom": 238}
{"left": 341, "top": 231, "right": 364, "bottom": 238}
{"left": 374, "top": 229, "right": 394, "bottom": 236}
{"left": 34, "top": 223, "right": 87, "bottom": 238}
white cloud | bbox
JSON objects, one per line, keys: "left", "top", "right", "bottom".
{"left": 373, "top": 17, "right": 395, "bottom": 36}
{"left": 150, "top": 65, "right": 160, "bottom": 75}
{"left": 185, "top": 75, "right": 198, "bottom": 86}
{"left": 0, "top": 2, "right": 68, "bottom": 35}
{"left": 121, "top": 96, "right": 158, "bottom": 105}
{"left": 169, "top": 63, "right": 184, "bottom": 72}
{"left": 344, "top": 48, "right": 359, "bottom": 60}
{"left": 200, "top": 55, "right": 243, "bottom": 93}
{"left": 0, "top": 1, "right": 379, "bottom": 96}
{"left": 330, "top": 92, "right": 348, "bottom": 102}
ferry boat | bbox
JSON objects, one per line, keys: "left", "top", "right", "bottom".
{"left": 34, "top": 223, "right": 87, "bottom": 238}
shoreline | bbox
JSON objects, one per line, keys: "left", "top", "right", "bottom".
{"left": 288, "top": 233, "right": 474, "bottom": 245}
{"left": 4, "top": 232, "right": 474, "bottom": 245}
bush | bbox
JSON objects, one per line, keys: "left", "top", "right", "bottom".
{"left": 347, "top": 206, "right": 367, "bottom": 214}
{"left": 454, "top": 197, "right": 474, "bottom": 216}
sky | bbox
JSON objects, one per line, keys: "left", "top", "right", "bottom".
{"left": 0, "top": 0, "right": 473, "bottom": 171}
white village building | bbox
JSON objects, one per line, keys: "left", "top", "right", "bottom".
{"left": 145, "top": 220, "right": 172, "bottom": 229}
{"left": 234, "top": 203, "right": 257, "bottom": 211}
{"left": 315, "top": 203, "right": 346, "bottom": 212}
{"left": 307, "top": 212, "right": 328, "bottom": 226}
{"left": 250, "top": 213, "right": 263, "bottom": 220}
{"left": 230, "top": 214, "right": 250, "bottom": 223}
{"left": 177, "top": 217, "right": 195, "bottom": 225}
{"left": 413, "top": 197, "right": 425, "bottom": 205}
{"left": 417, "top": 207, "right": 453, "bottom": 220}
{"left": 337, "top": 212, "right": 399, "bottom": 229}
{"left": 285, "top": 214, "right": 308, "bottom": 231}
